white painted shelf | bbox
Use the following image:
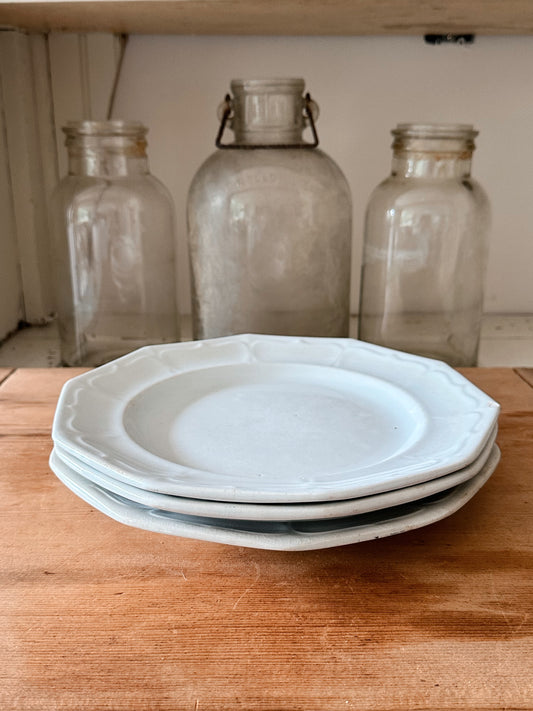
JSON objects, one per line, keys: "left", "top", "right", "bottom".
{"left": 1, "top": 314, "right": 532, "bottom": 368}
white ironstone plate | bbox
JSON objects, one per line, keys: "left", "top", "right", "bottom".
{"left": 52, "top": 334, "right": 500, "bottom": 503}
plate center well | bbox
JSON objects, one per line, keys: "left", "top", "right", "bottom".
{"left": 122, "top": 363, "right": 426, "bottom": 481}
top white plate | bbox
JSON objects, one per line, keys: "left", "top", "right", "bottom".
{"left": 52, "top": 334, "right": 500, "bottom": 503}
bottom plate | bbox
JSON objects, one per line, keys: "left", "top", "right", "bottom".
{"left": 49, "top": 445, "right": 500, "bottom": 552}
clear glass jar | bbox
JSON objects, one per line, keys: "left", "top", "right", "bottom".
{"left": 50, "top": 120, "right": 180, "bottom": 366}
{"left": 187, "top": 78, "right": 352, "bottom": 340}
{"left": 358, "top": 123, "right": 490, "bottom": 367}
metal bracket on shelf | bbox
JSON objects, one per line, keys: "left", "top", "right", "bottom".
{"left": 424, "top": 34, "right": 475, "bottom": 45}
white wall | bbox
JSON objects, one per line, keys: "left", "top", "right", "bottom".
{"left": 49, "top": 34, "right": 533, "bottom": 316}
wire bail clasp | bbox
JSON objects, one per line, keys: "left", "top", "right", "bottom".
{"left": 215, "top": 92, "right": 319, "bottom": 149}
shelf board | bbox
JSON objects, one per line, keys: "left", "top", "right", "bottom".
{"left": 1, "top": 1, "right": 533, "bottom": 36}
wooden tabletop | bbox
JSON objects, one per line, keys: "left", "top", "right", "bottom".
{"left": 1, "top": 366, "right": 532, "bottom": 710}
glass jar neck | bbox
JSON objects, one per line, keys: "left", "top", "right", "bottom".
{"left": 229, "top": 78, "right": 306, "bottom": 146}
{"left": 391, "top": 151, "right": 473, "bottom": 179}
{"left": 390, "top": 124, "right": 477, "bottom": 179}
{"left": 63, "top": 121, "right": 149, "bottom": 177}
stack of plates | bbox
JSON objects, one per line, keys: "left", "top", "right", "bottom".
{"left": 50, "top": 334, "right": 500, "bottom": 551}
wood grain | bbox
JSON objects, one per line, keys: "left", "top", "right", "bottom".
{"left": 0, "top": 367, "right": 88, "bottom": 435}
{"left": 1, "top": 0, "right": 533, "bottom": 35}
{"left": 459, "top": 366, "right": 533, "bottom": 413}
{"left": 0, "top": 368, "right": 13, "bottom": 385}
{"left": 1, "top": 368, "right": 532, "bottom": 711}
{"left": 516, "top": 367, "right": 533, "bottom": 389}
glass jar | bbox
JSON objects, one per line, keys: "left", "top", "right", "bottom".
{"left": 187, "top": 78, "right": 352, "bottom": 340}
{"left": 358, "top": 123, "right": 490, "bottom": 366}
{"left": 50, "top": 120, "right": 180, "bottom": 366}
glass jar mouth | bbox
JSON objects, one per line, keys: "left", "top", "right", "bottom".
{"left": 62, "top": 120, "right": 147, "bottom": 138}
{"left": 392, "top": 123, "right": 478, "bottom": 140}
{"left": 230, "top": 78, "right": 305, "bottom": 95}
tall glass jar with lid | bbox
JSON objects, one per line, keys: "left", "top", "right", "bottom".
{"left": 50, "top": 120, "right": 180, "bottom": 366}
{"left": 358, "top": 123, "right": 490, "bottom": 367}
{"left": 187, "top": 78, "right": 352, "bottom": 340}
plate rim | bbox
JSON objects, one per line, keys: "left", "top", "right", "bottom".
{"left": 52, "top": 424, "right": 498, "bottom": 521}
{"left": 49, "top": 444, "right": 501, "bottom": 551}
